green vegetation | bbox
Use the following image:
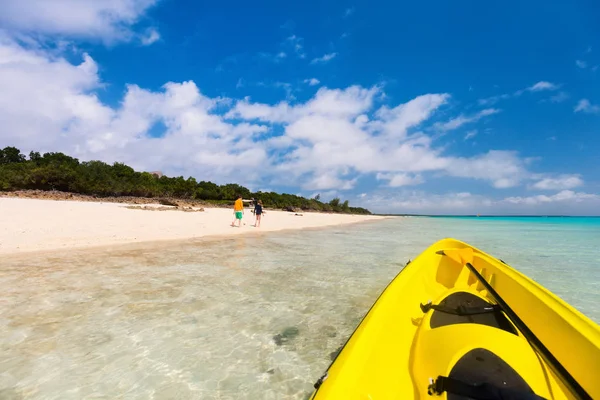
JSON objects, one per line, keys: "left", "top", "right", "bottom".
{"left": 0, "top": 146, "right": 371, "bottom": 214}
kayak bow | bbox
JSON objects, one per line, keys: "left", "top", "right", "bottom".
{"left": 309, "top": 238, "right": 600, "bottom": 400}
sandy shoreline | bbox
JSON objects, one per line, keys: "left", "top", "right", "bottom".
{"left": 0, "top": 197, "right": 389, "bottom": 256}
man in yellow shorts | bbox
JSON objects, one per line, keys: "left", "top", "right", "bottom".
{"left": 231, "top": 194, "right": 244, "bottom": 227}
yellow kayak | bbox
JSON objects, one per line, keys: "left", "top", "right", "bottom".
{"left": 309, "top": 238, "right": 600, "bottom": 400}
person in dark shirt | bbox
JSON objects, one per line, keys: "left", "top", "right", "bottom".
{"left": 254, "top": 200, "right": 264, "bottom": 227}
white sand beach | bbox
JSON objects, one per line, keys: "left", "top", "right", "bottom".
{"left": 0, "top": 197, "right": 387, "bottom": 255}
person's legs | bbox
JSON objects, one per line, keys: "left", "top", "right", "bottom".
{"left": 256, "top": 214, "right": 261, "bottom": 227}
{"left": 236, "top": 211, "right": 243, "bottom": 226}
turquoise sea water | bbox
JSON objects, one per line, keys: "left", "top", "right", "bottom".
{"left": 1, "top": 216, "right": 599, "bottom": 399}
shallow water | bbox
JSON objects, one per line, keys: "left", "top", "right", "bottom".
{"left": 1, "top": 217, "right": 599, "bottom": 399}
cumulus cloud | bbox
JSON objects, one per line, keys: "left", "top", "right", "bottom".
{"left": 503, "top": 190, "right": 599, "bottom": 206}
{"left": 0, "top": 37, "right": 268, "bottom": 182}
{"left": 360, "top": 190, "right": 600, "bottom": 215}
{"left": 444, "top": 150, "right": 531, "bottom": 189}
{"left": 304, "top": 78, "right": 320, "bottom": 86}
{"left": 0, "top": 36, "right": 106, "bottom": 147}
{"left": 376, "top": 173, "right": 424, "bottom": 187}
{"left": 0, "top": 0, "right": 161, "bottom": 45}
{"left": 227, "top": 89, "right": 542, "bottom": 191}
{"left": 0, "top": 37, "right": 593, "bottom": 208}
{"left": 375, "top": 94, "right": 450, "bottom": 138}
{"left": 304, "top": 174, "right": 356, "bottom": 190}
{"left": 225, "top": 85, "right": 380, "bottom": 124}
{"left": 360, "top": 191, "right": 493, "bottom": 214}
{"left": 531, "top": 175, "right": 583, "bottom": 190}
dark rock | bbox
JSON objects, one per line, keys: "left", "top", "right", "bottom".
{"left": 273, "top": 326, "right": 300, "bottom": 346}
{"left": 158, "top": 198, "right": 179, "bottom": 207}
{"left": 329, "top": 345, "right": 344, "bottom": 361}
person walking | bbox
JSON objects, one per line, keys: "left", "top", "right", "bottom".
{"left": 231, "top": 194, "right": 244, "bottom": 227}
{"left": 254, "top": 200, "right": 264, "bottom": 227}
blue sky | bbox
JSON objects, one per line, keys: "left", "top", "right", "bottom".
{"left": 0, "top": 0, "right": 599, "bottom": 214}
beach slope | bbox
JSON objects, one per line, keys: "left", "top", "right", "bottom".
{"left": 0, "top": 198, "right": 386, "bottom": 255}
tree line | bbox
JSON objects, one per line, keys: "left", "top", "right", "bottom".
{"left": 0, "top": 146, "right": 371, "bottom": 214}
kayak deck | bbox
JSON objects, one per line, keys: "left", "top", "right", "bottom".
{"left": 309, "top": 238, "right": 600, "bottom": 399}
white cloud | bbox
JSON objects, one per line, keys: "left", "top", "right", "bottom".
{"left": 478, "top": 81, "right": 559, "bottom": 106}
{"left": 478, "top": 93, "right": 510, "bottom": 106}
{"left": 226, "top": 85, "right": 380, "bottom": 124}
{"left": 548, "top": 91, "right": 569, "bottom": 103}
{"left": 375, "top": 94, "right": 450, "bottom": 138}
{"left": 527, "top": 81, "right": 559, "bottom": 92}
{"left": 227, "top": 85, "right": 577, "bottom": 192}
{"left": 0, "top": 37, "right": 269, "bottom": 183}
{"left": 0, "top": 0, "right": 160, "bottom": 45}
{"left": 576, "top": 60, "right": 587, "bottom": 69}
{"left": 360, "top": 191, "right": 493, "bottom": 214}
{"left": 532, "top": 175, "right": 584, "bottom": 190}
{"left": 444, "top": 150, "right": 530, "bottom": 189}
{"left": 304, "top": 78, "right": 320, "bottom": 86}
{"left": 228, "top": 90, "right": 539, "bottom": 191}
{"left": 504, "top": 190, "right": 599, "bottom": 206}
{"left": 359, "top": 190, "right": 600, "bottom": 215}
{"left": 376, "top": 173, "right": 424, "bottom": 187}
{"left": 574, "top": 99, "right": 600, "bottom": 114}
{"left": 141, "top": 27, "right": 160, "bottom": 46}
{"left": 0, "top": 37, "right": 592, "bottom": 208}
{"left": 304, "top": 174, "right": 356, "bottom": 190}
{"left": 310, "top": 53, "right": 337, "bottom": 64}
{"left": 0, "top": 36, "right": 106, "bottom": 147}
{"left": 435, "top": 108, "right": 500, "bottom": 132}
{"left": 464, "top": 130, "right": 477, "bottom": 140}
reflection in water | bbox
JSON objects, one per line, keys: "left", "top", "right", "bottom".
{"left": 1, "top": 217, "right": 599, "bottom": 399}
